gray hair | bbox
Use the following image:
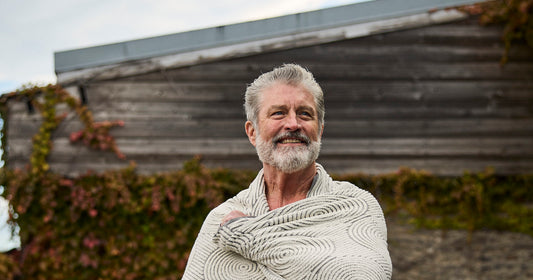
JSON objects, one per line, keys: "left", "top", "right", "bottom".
{"left": 244, "top": 64, "right": 325, "bottom": 130}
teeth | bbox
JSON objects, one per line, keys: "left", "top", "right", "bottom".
{"left": 280, "top": 139, "right": 302, "bottom": 144}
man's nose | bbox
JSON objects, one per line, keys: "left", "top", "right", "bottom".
{"left": 284, "top": 112, "right": 300, "bottom": 131}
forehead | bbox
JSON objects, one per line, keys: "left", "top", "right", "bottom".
{"left": 260, "top": 83, "right": 316, "bottom": 110}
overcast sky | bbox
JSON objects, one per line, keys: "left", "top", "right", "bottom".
{"left": 0, "top": 0, "right": 370, "bottom": 252}
{"left": 0, "top": 193, "right": 20, "bottom": 252}
{"left": 0, "top": 0, "right": 369, "bottom": 94}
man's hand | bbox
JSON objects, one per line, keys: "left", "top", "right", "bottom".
{"left": 221, "top": 210, "right": 247, "bottom": 226}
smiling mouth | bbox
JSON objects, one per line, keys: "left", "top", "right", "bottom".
{"left": 274, "top": 132, "right": 310, "bottom": 145}
{"left": 278, "top": 138, "right": 306, "bottom": 144}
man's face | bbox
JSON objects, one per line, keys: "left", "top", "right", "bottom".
{"left": 246, "top": 82, "right": 323, "bottom": 173}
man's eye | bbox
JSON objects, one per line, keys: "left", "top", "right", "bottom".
{"left": 301, "top": 111, "right": 312, "bottom": 117}
{"left": 272, "top": 111, "right": 283, "bottom": 116}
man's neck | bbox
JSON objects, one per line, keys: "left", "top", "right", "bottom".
{"left": 263, "top": 163, "right": 317, "bottom": 210}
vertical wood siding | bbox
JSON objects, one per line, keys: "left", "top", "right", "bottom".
{"left": 6, "top": 18, "right": 533, "bottom": 175}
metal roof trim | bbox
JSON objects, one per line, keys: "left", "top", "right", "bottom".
{"left": 54, "top": 0, "right": 484, "bottom": 76}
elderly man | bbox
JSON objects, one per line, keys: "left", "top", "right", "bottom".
{"left": 183, "top": 64, "right": 392, "bottom": 279}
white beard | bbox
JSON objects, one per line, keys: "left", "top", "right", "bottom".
{"left": 255, "top": 131, "right": 321, "bottom": 173}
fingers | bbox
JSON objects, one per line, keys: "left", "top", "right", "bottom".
{"left": 220, "top": 210, "right": 247, "bottom": 226}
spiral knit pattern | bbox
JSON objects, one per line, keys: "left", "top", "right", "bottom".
{"left": 183, "top": 164, "right": 392, "bottom": 279}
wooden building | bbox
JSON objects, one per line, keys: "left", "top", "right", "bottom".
{"left": 5, "top": 0, "right": 533, "bottom": 176}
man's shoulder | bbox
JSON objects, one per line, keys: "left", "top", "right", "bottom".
{"left": 330, "top": 179, "right": 378, "bottom": 200}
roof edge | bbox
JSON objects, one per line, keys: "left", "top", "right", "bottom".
{"left": 57, "top": 1, "right": 479, "bottom": 85}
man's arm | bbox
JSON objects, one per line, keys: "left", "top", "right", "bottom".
{"left": 182, "top": 200, "right": 253, "bottom": 279}
{"left": 182, "top": 204, "right": 232, "bottom": 279}
{"left": 211, "top": 190, "right": 392, "bottom": 279}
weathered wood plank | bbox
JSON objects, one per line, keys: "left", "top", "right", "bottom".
{"left": 322, "top": 119, "right": 533, "bottom": 138}
{"left": 45, "top": 155, "right": 263, "bottom": 177}
{"left": 301, "top": 62, "right": 533, "bottom": 81}
{"left": 323, "top": 81, "right": 533, "bottom": 102}
{"left": 8, "top": 118, "right": 247, "bottom": 138}
{"left": 88, "top": 82, "right": 533, "bottom": 103}
{"left": 126, "top": 61, "right": 533, "bottom": 82}
{"left": 318, "top": 157, "right": 533, "bottom": 176}
{"left": 7, "top": 101, "right": 73, "bottom": 115}
{"left": 8, "top": 117, "right": 533, "bottom": 139}
{"left": 237, "top": 43, "right": 532, "bottom": 64}
{"left": 12, "top": 151, "right": 533, "bottom": 177}
{"left": 356, "top": 19, "right": 504, "bottom": 43}
{"left": 9, "top": 105, "right": 532, "bottom": 131}
{"left": 9, "top": 137, "right": 533, "bottom": 161}
{"left": 84, "top": 82, "right": 246, "bottom": 103}
{"left": 87, "top": 101, "right": 245, "bottom": 119}
{"left": 89, "top": 103, "right": 533, "bottom": 120}
{"left": 10, "top": 153, "right": 531, "bottom": 177}
{"left": 81, "top": 104, "right": 529, "bottom": 120}
{"left": 58, "top": 80, "right": 533, "bottom": 105}
{"left": 9, "top": 139, "right": 533, "bottom": 176}
{"left": 325, "top": 105, "right": 533, "bottom": 119}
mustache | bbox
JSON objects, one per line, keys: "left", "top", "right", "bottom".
{"left": 272, "top": 131, "right": 311, "bottom": 145}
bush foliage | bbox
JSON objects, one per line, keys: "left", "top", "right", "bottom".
{"left": 335, "top": 168, "right": 533, "bottom": 235}
{"left": 1, "top": 161, "right": 532, "bottom": 279}
{"left": 0, "top": 158, "right": 256, "bottom": 279}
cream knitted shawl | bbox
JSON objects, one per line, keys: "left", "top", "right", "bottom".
{"left": 183, "top": 164, "right": 392, "bottom": 279}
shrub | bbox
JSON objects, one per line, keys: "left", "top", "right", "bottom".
{"left": 1, "top": 163, "right": 532, "bottom": 278}
{"left": 0, "top": 158, "right": 255, "bottom": 279}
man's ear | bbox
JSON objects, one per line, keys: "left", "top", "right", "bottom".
{"left": 320, "top": 124, "right": 324, "bottom": 138}
{"left": 245, "top": 121, "right": 257, "bottom": 146}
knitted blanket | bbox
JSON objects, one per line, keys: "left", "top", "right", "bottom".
{"left": 183, "top": 164, "right": 392, "bottom": 279}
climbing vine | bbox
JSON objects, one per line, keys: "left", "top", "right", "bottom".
{"left": 0, "top": 84, "right": 124, "bottom": 177}
{"left": 461, "top": 0, "right": 533, "bottom": 64}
